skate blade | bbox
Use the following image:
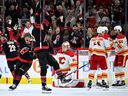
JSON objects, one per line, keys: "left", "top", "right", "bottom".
{"left": 8, "top": 88, "right": 16, "bottom": 91}
{"left": 114, "top": 85, "right": 127, "bottom": 89}
{"left": 87, "top": 88, "right": 92, "bottom": 91}
{"left": 102, "top": 87, "right": 109, "bottom": 91}
{"left": 42, "top": 91, "right": 52, "bottom": 94}
{"left": 96, "top": 86, "right": 103, "bottom": 89}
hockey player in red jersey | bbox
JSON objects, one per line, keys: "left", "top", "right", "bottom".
{"left": 9, "top": 33, "right": 36, "bottom": 90}
{"left": 1, "top": 33, "right": 32, "bottom": 84}
{"left": 53, "top": 41, "right": 85, "bottom": 88}
{"left": 1, "top": 34, "right": 18, "bottom": 78}
{"left": 32, "top": 23, "right": 71, "bottom": 91}
{"left": 87, "top": 26, "right": 112, "bottom": 88}
{"left": 112, "top": 25, "right": 128, "bottom": 86}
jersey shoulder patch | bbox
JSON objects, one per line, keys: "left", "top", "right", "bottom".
{"left": 116, "top": 34, "right": 125, "bottom": 39}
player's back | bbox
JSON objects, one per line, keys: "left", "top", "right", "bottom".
{"left": 3, "top": 40, "right": 18, "bottom": 58}
{"left": 89, "top": 35, "right": 110, "bottom": 56}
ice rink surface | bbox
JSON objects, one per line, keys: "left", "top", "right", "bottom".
{"left": 0, "top": 84, "right": 128, "bottom": 96}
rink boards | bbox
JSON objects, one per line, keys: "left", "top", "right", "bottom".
{"left": 0, "top": 53, "right": 128, "bottom": 84}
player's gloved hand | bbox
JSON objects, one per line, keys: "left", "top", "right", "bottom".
{"left": 29, "top": 51, "right": 36, "bottom": 59}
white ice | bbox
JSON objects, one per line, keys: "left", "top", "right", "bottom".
{"left": 0, "top": 84, "right": 128, "bottom": 96}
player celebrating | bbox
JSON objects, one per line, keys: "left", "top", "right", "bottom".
{"left": 87, "top": 26, "right": 111, "bottom": 88}
{"left": 1, "top": 34, "right": 32, "bottom": 84}
{"left": 9, "top": 33, "right": 36, "bottom": 90}
{"left": 53, "top": 41, "right": 85, "bottom": 88}
{"left": 32, "top": 23, "right": 71, "bottom": 91}
{"left": 112, "top": 25, "right": 128, "bottom": 86}
{"left": 96, "top": 26, "right": 113, "bottom": 87}
{"left": 1, "top": 34, "right": 18, "bottom": 78}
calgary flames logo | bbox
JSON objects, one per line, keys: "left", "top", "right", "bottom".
{"left": 32, "top": 59, "right": 41, "bottom": 73}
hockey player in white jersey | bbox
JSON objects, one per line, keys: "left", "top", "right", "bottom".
{"left": 87, "top": 26, "right": 112, "bottom": 88}
{"left": 96, "top": 26, "right": 113, "bottom": 86}
{"left": 53, "top": 41, "right": 85, "bottom": 88}
{"left": 112, "top": 25, "right": 128, "bottom": 86}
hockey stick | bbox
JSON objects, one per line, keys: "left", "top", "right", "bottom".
{"left": 64, "top": 63, "right": 89, "bottom": 78}
{"left": 39, "top": 0, "right": 42, "bottom": 48}
{"left": 39, "top": 0, "right": 45, "bottom": 48}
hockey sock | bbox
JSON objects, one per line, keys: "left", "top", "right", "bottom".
{"left": 11, "top": 71, "right": 15, "bottom": 78}
{"left": 120, "top": 72, "right": 125, "bottom": 81}
{"left": 88, "top": 70, "right": 96, "bottom": 80}
{"left": 97, "top": 74, "right": 102, "bottom": 83}
{"left": 102, "top": 72, "right": 108, "bottom": 83}
{"left": 115, "top": 73, "right": 120, "bottom": 81}
{"left": 88, "top": 73, "right": 94, "bottom": 81}
{"left": 118, "top": 67, "right": 125, "bottom": 81}
{"left": 41, "top": 76, "right": 46, "bottom": 86}
{"left": 13, "top": 75, "right": 22, "bottom": 85}
{"left": 115, "top": 67, "right": 120, "bottom": 81}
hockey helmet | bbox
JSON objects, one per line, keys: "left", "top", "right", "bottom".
{"left": 103, "top": 26, "right": 109, "bottom": 33}
{"left": 97, "top": 26, "right": 104, "bottom": 34}
{"left": 62, "top": 41, "right": 70, "bottom": 52}
{"left": 114, "top": 25, "right": 122, "bottom": 32}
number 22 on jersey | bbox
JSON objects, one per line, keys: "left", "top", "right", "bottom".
{"left": 9, "top": 45, "right": 16, "bottom": 52}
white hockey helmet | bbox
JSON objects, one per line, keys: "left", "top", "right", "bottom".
{"left": 114, "top": 25, "right": 122, "bottom": 32}
{"left": 97, "top": 26, "right": 104, "bottom": 34}
{"left": 62, "top": 41, "right": 70, "bottom": 52}
{"left": 103, "top": 26, "right": 109, "bottom": 33}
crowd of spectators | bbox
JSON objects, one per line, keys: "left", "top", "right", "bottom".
{"left": 0, "top": 0, "right": 126, "bottom": 53}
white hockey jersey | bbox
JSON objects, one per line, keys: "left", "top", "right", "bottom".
{"left": 55, "top": 49, "right": 77, "bottom": 73}
{"left": 113, "top": 33, "right": 128, "bottom": 55}
{"left": 53, "top": 49, "right": 81, "bottom": 87}
{"left": 89, "top": 34, "right": 112, "bottom": 57}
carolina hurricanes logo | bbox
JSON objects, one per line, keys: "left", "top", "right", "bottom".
{"left": 59, "top": 57, "right": 66, "bottom": 64}
{"left": 20, "top": 47, "right": 29, "bottom": 55}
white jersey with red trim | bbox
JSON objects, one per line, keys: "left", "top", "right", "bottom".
{"left": 113, "top": 33, "right": 128, "bottom": 55}
{"left": 54, "top": 49, "right": 85, "bottom": 88}
{"left": 103, "top": 33, "right": 114, "bottom": 56}
{"left": 103, "top": 33, "right": 114, "bottom": 47}
{"left": 55, "top": 49, "right": 77, "bottom": 74}
{"left": 89, "top": 35, "right": 111, "bottom": 57}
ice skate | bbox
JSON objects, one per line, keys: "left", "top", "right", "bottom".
{"left": 42, "top": 85, "right": 52, "bottom": 91}
{"left": 87, "top": 80, "right": 92, "bottom": 88}
{"left": 96, "top": 82, "right": 103, "bottom": 87}
{"left": 9, "top": 84, "right": 17, "bottom": 90}
{"left": 102, "top": 80, "right": 109, "bottom": 88}
{"left": 119, "top": 80, "right": 126, "bottom": 86}
{"left": 112, "top": 81, "right": 120, "bottom": 86}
